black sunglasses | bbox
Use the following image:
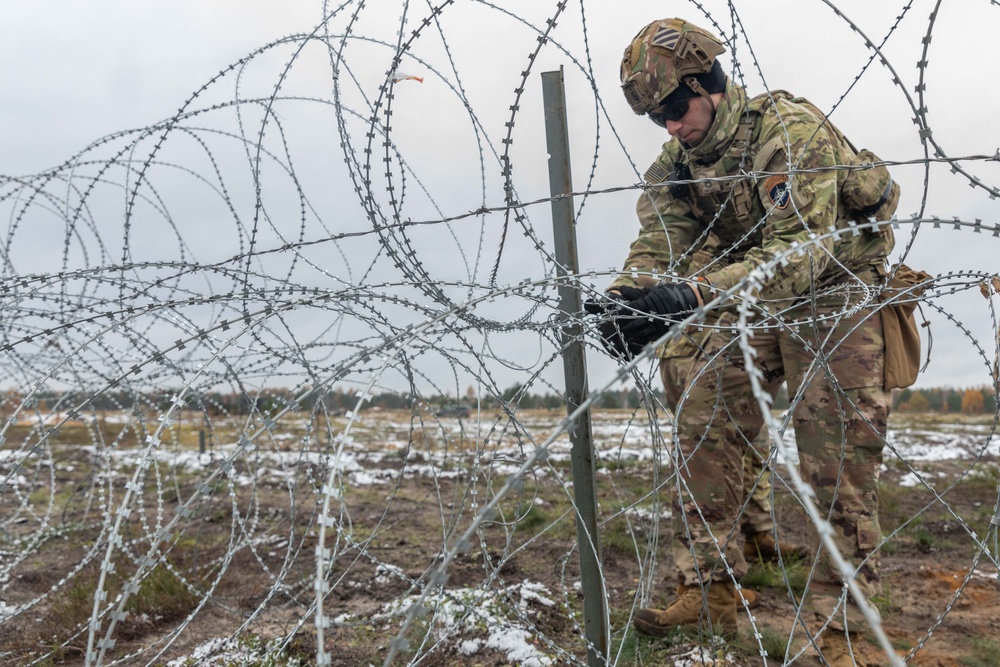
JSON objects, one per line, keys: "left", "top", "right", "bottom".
{"left": 648, "top": 96, "right": 691, "bottom": 127}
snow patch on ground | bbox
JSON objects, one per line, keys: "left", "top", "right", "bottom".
{"left": 898, "top": 470, "right": 949, "bottom": 488}
{"left": 165, "top": 636, "right": 303, "bottom": 666}
{"left": 6, "top": 415, "right": 996, "bottom": 496}
{"left": 0, "top": 599, "right": 16, "bottom": 622}
{"left": 374, "top": 581, "right": 557, "bottom": 666}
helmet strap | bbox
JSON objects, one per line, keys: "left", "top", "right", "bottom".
{"left": 683, "top": 76, "right": 716, "bottom": 110}
{"left": 683, "top": 76, "right": 719, "bottom": 126}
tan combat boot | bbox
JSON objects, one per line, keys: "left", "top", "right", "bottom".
{"left": 678, "top": 582, "right": 759, "bottom": 609}
{"left": 743, "top": 530, "right": 810, "bottom": 563}
{"left": 737, "top": 586, "right": 760, "bottom": 609}
{"left": 633, "top": 581, "right": 738, "bottom": 637}
{"left": 820, "top": 631, "right": 868, "bottom": 667}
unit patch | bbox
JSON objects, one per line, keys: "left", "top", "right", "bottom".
{"left": 652, "top": 27, "right": 680, "bottom": 50}
{"left": 763, "top": 174, "right": 790, "bottom": 209}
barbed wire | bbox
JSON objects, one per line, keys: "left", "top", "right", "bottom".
{"left": 1, "top": 2, "right": 999, "bottom": 666}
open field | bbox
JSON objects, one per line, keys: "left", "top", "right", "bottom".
{"left": 1, "top": 408, "right": 998, "bottom": 666}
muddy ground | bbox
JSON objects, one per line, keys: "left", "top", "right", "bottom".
{"left": 1, "top": 411, "right": 998, "bottom": 666}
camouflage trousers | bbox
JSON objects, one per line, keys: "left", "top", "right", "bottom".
{"left": 659, "top": 291, "right": 889, "bottom": 630}
{"left": 663, "top": 370, "right": 776, "bottom": 536}
{"left": 741, "top": 433, "right": 775, "bottom": 535}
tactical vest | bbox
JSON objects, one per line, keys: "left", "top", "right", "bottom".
{"left": 643, "top": 97, "right": 769, "bottom": 260}
{"left": 642, "top": 91, "right": 895, "bottom": 277}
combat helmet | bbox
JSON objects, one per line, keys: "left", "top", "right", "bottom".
{"left": 621, "top": 18, "right": 726, "bottom": 115}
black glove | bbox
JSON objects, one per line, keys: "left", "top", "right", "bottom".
{"left": 582, "top": 286, "right": 649, "bottom": 316}
{"left": 583, "top": 287, "right": 651, "bottom": 360}
{"left": 617, "top": 282, "right": 699, "bottom": 347}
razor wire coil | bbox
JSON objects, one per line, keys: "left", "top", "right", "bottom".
{"left": 1, "top": 2, "right": 999, "bottom": 666}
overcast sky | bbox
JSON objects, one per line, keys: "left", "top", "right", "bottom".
{"left": 2, "top": 1, "right": 998, "bottom": 397}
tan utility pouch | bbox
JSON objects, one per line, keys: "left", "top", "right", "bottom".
{"left": 842, "top": 149, "right": 900, "bottom": 221}
{"left": 880, "top": 264, "right": 932, "bottom": 391}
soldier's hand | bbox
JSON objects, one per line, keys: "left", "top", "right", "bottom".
{"left": 617, "top": 282, "right": 699, "bottom": 345}
{"left": 584, "top": 288, "right": 649, "bottom": 361}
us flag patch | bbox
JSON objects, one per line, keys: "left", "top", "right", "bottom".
{"left": 652, "top": 26, "right": 680, "bottom": 49}
{"left": 763, "top": 175, "right": 790, "bottom": 209}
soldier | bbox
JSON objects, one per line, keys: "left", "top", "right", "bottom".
{"left": 591, "top": 17, "right": 897, "bottom": 667}
{"left": 683, "top": 236, "right": 812, "bottom": 574}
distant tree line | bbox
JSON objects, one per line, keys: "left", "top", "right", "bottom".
{"left": 320, "top": 383, "right": 793, "bottom": 412}
{"left": 894, "top": 386, "right": 998, "bottom": 414}
{"left": 41, "top": 380, "right": 997, "bottom": 418}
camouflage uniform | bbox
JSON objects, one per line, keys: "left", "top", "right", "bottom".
{"left": 741, "top": 450, "right": 775, "bottom": 535}
{"left": 678, "top": 241, "right": 779, "bottom": 541}
{"left": 610, "top": 78, "right": 893, "bottom": 629}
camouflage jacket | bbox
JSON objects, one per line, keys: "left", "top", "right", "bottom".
{"left": 609, "top": 80, "right": 895, "bottom": 306}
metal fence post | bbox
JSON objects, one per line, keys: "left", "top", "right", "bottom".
{"left": 541, "top": 67, "right": 608, "bottom": 667}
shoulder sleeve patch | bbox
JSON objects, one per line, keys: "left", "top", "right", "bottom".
{"left": 752, "top": 134, "right": 799, "bottom": 217}
{"left": 763, "top": 174, "right": 790, "bottom": 209}
{"left": 643, "top": 161, "right": 671, "bottom": 185}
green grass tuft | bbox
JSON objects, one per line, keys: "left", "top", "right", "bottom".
{"left": 960, "top": 637, "right": 1000, "bottom": 667}
{"left": 740, "top": 559, "right": 808, "bottom": 595}
{"left": 732, "top": 625, "right": 790, "bottom": 662}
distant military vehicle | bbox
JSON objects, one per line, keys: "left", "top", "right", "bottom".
{"left": 435, "top": 404, "right": 471, "bottom": 418}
